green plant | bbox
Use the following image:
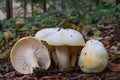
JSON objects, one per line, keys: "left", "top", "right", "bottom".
{"left": 24, "top": 16, "right": 41, "bottom": 28}
{"left": 80, "top": 1, "right": 118, "bottom": 28}
{"left": 40, "top": 11, "right": 67, "bottom": 28}
{"left": 2, "top": 18, "right": 17, "bottom": 29}
{"left": 116, "top": 4, "right": 120, "bottom": 19}
{"left": 0, "top": 32, "right": 3, "bottom": 42}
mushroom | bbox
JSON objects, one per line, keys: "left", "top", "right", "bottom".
{"left": 85, "top": 39, "right": 104, "bottom": 46}
{"left": 10, "top": 36, "right": 50, "bottom": 74}
{"left": 78, "top": 39, "right": 108, "bottom": 73}
{"left": 35, "top": 28, "right": 85, "bottom": 69}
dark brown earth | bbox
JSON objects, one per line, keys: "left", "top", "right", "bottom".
{"left": 0, "top": 25, "right": 120, "bottom": 80}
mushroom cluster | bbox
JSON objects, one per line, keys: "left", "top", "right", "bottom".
{"left": 10, "top": 27, "right": 109, "bottom": 75}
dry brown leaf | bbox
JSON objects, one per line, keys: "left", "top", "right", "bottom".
{"left": 108, "top": 61, "right": 120, "bottom": 72}
{"left": 103, "top": 40, "right": 110, "bottom": 46}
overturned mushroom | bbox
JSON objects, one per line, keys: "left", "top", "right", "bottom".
{"left": 35, "top": 28, "right": 85, "bottom": 69}
{"left": 78, "top": 39, "right": 108, "bottom": 73}
{"left": 10, "top": 36, "right": 50, "bottom": 74}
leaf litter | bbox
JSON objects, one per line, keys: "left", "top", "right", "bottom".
{"left": 0, "top": 25, "right": 120, "bottom": 80}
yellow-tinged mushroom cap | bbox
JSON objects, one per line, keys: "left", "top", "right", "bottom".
{"left": 10, "top": 36, "right": 50, "bottom": 74}
{"left": 78, "top": 39, "right": 108, "bottom": 73}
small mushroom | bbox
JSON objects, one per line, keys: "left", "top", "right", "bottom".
{"left": 10, "top": 36, "right": 50, "bottom": 74}
{"left": 35, "top": 28, "right": 85, "bottom": 69}
{"left": 85, "top": 39, "right": 104, "bottom": 46}
{"left": 78, "top": 39, "right": 108, "bottom": 73}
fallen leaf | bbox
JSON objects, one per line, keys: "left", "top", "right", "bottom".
{"left": 3, "top": 30, "right": 15, "bottom": 42}
{"left": 108, "top": 61, "right": 120, "bottom": 72}
{"left": 0, "top": 49, "right": 10, "bottom": 60}
{"left": 109, "top": 28, "right": 115, "bottom": 32}
{"left": 4, "top": 71, "right": 16, "bottom": 78}
{"left": 76, "top": 23, "right": 84, "bottom": 32}
{"left": 110, "top": 46, "right": 118, "bottom": 53}
{"left": 103, "top": 40, "right": 110, "bottom": 46}
{"left": 117, "top": 42, "right": 120, "bottom": 47}
{"left": 15, "top": 23, "right": 24, "bottom": 30}
{"left": 114, "top": 52, "right": 120, "bottom": 55}
{"left": 41, "top": 75, "right": 64, "bottom": 80}
{"left": 93, "top": 36, "right": 103, "bottom": 40}
{"left": 93, "top": 30, "right": 101, "bottom": 36}
{"left": 104, "top": 36, "right": 112, "bottom": 40}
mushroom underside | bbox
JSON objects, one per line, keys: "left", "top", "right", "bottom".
{"left": 10, "top": 37, "right": 50, "bottom": 74}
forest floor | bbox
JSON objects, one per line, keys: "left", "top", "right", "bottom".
{"left": 0, "top": 24, "right": 120, "bottom": 80}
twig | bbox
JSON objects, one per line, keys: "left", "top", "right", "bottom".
{"left": 57, "top": 19, "right": 71, "bottom": 27}
{"left": 40, "top": 75, "right": 64, "bottom": 80}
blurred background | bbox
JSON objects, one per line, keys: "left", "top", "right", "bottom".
{"left": 0, "top": 0, "right": 120, "bottom": 45}
{"left": 0, "top": 0, "right": 119, "bottom": 20}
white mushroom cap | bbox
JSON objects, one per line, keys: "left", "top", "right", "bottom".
{"left": 78, "top": 40, "right": 108, "bottom": 73}
{"left": 10, "top": 36, "right": 50, "bottom": 74}
{"left": 35, "top": 28, "right": 85, "bottom": 69}
{"left": 85, "top": 39, "right": 104, "bottom": 47}
{"left": 35, "top": 28, "right": 85, "bottom": 46}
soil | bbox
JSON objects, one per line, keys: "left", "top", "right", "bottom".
{"left": 0, "top": 25, "right": 120, "bottom": 80}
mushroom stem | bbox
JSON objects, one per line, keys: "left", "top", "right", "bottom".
{"left": 69, "top": 46, "right": 83, "bottom": 67}
{"left": 26, "top": 52, "right": 39, "bottom": 73}
{"left": 51, "top": 50, "right": 59, "bottom": 66}
{"left": 70, "top": 53, "right": 77, "bottom": 67}
{"left": 55, "top": 46, "right": 70, "bottom": 69}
